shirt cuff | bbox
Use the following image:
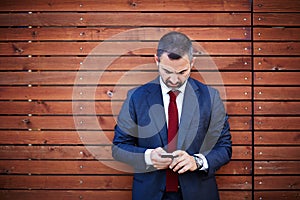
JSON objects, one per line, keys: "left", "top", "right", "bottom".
{"left": 144, "top": 149, "right": 154, "bottom": 165}
{"left": 194, "top": 153, "right": 209, "bottom": 171}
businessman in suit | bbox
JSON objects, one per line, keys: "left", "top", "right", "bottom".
{"left": 112, "top": 31, "right": 232, "bottom": 200}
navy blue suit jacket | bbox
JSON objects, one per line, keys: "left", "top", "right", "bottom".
{"left": 112, "top": 77, "right": 232, "bottom": 200}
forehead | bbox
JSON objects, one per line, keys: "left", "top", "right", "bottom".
{"left": 159, "top": 53, "right": 190, "bottom": 71}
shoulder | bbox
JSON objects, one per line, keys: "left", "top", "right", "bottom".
{"left": 127, "top": 78, "right": 160, "bottom": 99}
{"left": 188, "top": 77, "right": 219, "bottom": 96}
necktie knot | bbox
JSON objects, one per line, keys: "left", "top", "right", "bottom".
{"left": 168, "top": 90, "right": 179, "bottom": 102}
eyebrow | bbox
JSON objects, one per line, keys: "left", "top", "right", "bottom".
{"left": 162, "top": 66, "right": 189, "bottom": 74}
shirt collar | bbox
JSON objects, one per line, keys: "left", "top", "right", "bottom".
{"left": 159, "top": 76, "right": 188, "bottom": 95}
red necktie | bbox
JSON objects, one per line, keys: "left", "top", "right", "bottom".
{"left": 166, "top": 90, "right": 179, "bottom": 192}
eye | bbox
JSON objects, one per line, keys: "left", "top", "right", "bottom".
{"left": 178, "top": 70, "right": 187, "bottom": 75}
{"left": 164, "top": 69, "right": 173, "bottom": 74}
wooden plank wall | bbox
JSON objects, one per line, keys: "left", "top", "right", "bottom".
{"left": 0, "top": 0, "right": 299, "bottom": 199}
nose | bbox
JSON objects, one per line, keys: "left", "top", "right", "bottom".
{"left": 169, "top": 74, "right": 179, "bottom": 84}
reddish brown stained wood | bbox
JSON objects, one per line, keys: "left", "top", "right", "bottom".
{"left": 0, "top": 71, "right": 252, "bottom": 86}
{"left": 253, "top": 0, "right": 300, "bottom": 12}
{"left": 232, "top": 146, "right": 252, "bottom": 160}
{"left": 0, "top": 175, "right": 133, "bottom": 189}
{"left": 254, "top": 28, "right": 300, "bottom": 41}
{"left": 217, "top": 176, "right": 252, "bottom": 190}
{"left": 254, "top": 87, "right": 300, "bottom": 100}
{"left": 254, "top": 131, "right": 300, "bottom": 145}
{"left": 0, "top": 101, "right": 251, "bottom": 116}
{"left": 254, "top": 102, "right": 300, "bottom": 115}
{"left": 254, "top": 161, "right": 300, "bottom": 174}
{"left": 0, "top": 175, "right": 250, "bottom": 190}
{"left": 254, "top": 191, "right": 300, "bottom": 200}
{"left": 0, "top": 190, "right": 132, "bottom": 200}
{"left": 0, "top": 13, "right": 251, "bottom": 27}
{"left": 0, "top": 56, "right": 252, "bottom": 71}
{"left": 0, "top": 160, "right": 132, "bottom": 175}
{"left": 0, "top": 86, "right": 252, "bottom": 100}
{"left": 231, "top": 131, "right": 252, "bottom": 145}
{"left": 0, "top": 146, "right": 249, "bottom": 160}
{"left": 0, "top": 160, "right": 250, "bottom": 175}
{"left": 254, "top": 57, "right": 300, "bottom": 71}
{"left": 0, "top": 0, "right": 251, "bottom": 11}
{"left": 0, "top": 116, "right": 251, "bottom": 131}
{"left": 0, "top": 130, "right": 251, "bottom": 145}
{"left": 0, "top": 131, "right": 114, "bottom": 145}
{"left": 0, "top": 145, "right": 113, "bottom": 160}
{"left": 254, "top": 117, "right": 300, "bottom": 130}
{"left": 255, "top": 146, "right": 300, "bottom": 160}
{"left": 254, "top": 72, "right": 300, "bottom": 85}
{"left": 254, "top": 42, "right": 300, "bottom": 56}
{"left": 254, "top": 176, "right": 299, "bottom": 190}
{"left": 0, "top": 190, "right": 252, "bottom": 200}
{"left": 0, "top": 42, "right": 252, "bottom": 56}
{"left": 253, "top": 13, "right": 300, "bottom": 26}
{"left": 0, "top": 27, "right": 251, "bottom": 41}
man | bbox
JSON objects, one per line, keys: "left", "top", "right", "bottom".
{"left": 112, "top": 31, "right": 232, "bottom": 200}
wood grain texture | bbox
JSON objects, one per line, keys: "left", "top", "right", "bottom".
{"left": 0, "top": 13, "right": 251, "bottom": 27}
{"left": 253, "top": 0, "right": 300, "bottom": 12}
{"left": 0, "top": 27, "right": 251, "bottom": 41}
{"left": 0, "top": 0, "right": 251, "bottom": 11}
{"left": 0, "top": 56, "right": 252, "bottom": 71}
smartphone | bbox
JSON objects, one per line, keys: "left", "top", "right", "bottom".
{"left": 161, "top": 153, "right": 178, "bottom": 159}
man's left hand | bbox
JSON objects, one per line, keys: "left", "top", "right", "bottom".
{"left": 169, "top": 150, "right": 197, "bottom": 174}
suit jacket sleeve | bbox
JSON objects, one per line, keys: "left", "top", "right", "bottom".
{"left": 200, "top": 88, "right": 232, "bottom": 176}
{"left": 112, "top": 89, "right": 148, "bottom": 172}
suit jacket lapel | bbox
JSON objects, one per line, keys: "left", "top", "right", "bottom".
{"left": 177, "top": 79, "right": 200, "bottom": 150}
{"left": 145, "top": 78, "right": 168, "bottom": 147}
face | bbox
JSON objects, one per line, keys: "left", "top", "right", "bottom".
{"left": 156, "top": 53, "right": 193, "bottom": 90}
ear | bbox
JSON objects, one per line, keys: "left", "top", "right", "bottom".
{"left": 191, "top": 57, "right": 195, "bottom": 67}
{"left": 154, "top": 54, "right": 159, "bottom": 65}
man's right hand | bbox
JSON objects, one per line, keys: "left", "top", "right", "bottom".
{"left": 150, "top": 147, "right": 172, "bottom": 170}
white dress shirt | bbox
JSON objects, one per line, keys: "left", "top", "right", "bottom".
{"left": 144, "top": 77, "right": 208, "bottom": 171}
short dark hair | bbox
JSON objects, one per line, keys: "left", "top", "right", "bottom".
{"left": 156, "top": 31, "right": 193, "bottom": 62}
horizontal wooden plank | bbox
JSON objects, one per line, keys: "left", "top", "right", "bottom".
{"left": 254, "top": 57, "right": 300, "bottom": 71}
{"left": 254, "top": 87, "right": 300, "bottom": 100}
{"left": 0, "top": 42, "right": 252, "bottom": 56}
{"left": 253, "top": 13, "right": 300, "bottom": 26}
{"left": 0, "top": 160, "right": 133, "bottom": 175}
{"left": 254, "top": 28, "right": 300, "bottom": 41}
{"left": 0, "top": 190, "right": 252, "bottom": 200}
{"left": 220, "top": 191, "right": 252, "bottom": 200}
{"left": 254, "top": 176, "right": 299, "bottom": 190}
{"left": 255, "top": 161, "right": 300, "bottom": 174}
{"left": 254, "top": 102, "right": 300, "bottom": 115}
{"left": 254, "top": 191, "right": 300, "bottom": 200}
{"left": 253, "top": 0, "right": 300, "bottom": 12}
{"left": 0, "top": 175, "right": 132, "bottom": 189}
{"left": 255, "top": 117, "right": 300, "bottom": 130}
{"left": 254, "top": 131, "right": 300, "bottom": 145}
{"left": 0, "top": 130, "right": 251, "bottom": 145}
{"left": 231, "top": 131, "right": 252, "bottom": 145}
{"left": 0, "top": 0, "right": 251, "bottom": 11}
{"left": 0, "top": 175, "right": 251, "bottom": 190}
{"left": 0, "top": 160, "right": 251, "bottom": 175}
{"left": 0, "top": 190, "right": 132, "bottom": 200}
{"left": 255, "top": 146, "right": 300, "bottom": 160}
{"left": 254, "top": 42, "right": 300, "bottom": 55}
{"left": 254, "top": 72, "right": 300, "bottom": 85}
{"left": 0, "top": 101, "right": 252, "bottom": 116}
{"left": 0, "top": 56, "right": 252, "bottom": 71}
{"left": 0, "top": 131, "right": 114, "bottom": 145}
{"left": 0, "top": 27, "right": 251, "bottom": 41}
{"left": 0, "top": 71, "right": 252, "bottom": 86}
{"left": 0, "top": 116, "right": 252, "bottom": 131}
{"left": 0, "top": 146, "right": 250, "bottom": 160}
{"left": 0, "top": 86, "right": 252, "bottom": 100}
{"left": 0, "top": 13, "right": 251, "bottom": 27}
